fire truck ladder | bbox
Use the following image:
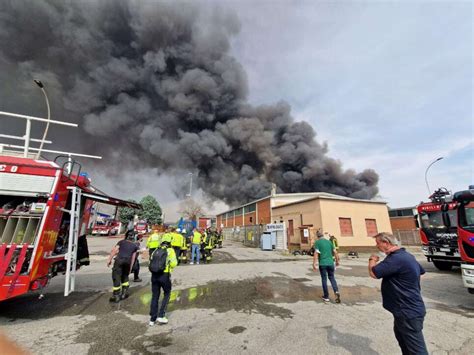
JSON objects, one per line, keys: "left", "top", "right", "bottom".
{"left": 64, "top": 186, "right": 82, "bottom": 296}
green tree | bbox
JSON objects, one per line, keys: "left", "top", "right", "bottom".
{"left": 118, "top": 199, "right": 138, "bottom": 225}
{"left": 138, "top": 195, "right": 162, "bottom": 225}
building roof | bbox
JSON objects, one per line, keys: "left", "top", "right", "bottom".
{"left": 388, "top": 206, "right": 416, "bottom": 211}
{"left": 272, "top": 193, "right": 388, "bottom": 210}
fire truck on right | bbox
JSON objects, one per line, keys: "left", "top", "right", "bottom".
{"left": 451, "top": 186, "right": 474, "bottom": 294}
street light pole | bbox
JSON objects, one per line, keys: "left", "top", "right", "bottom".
{"left": 34, "top": 79, "right": 51, "bottom": 159}
{"left": 186, "top": 172, "right": 193, "bottom": 198}
{"left": 425, "top": 157, "right": 443, "bottom": 195}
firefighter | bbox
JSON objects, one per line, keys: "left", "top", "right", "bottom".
{"left": 149, "top": 234, "right": 177, "bottom": 325}
{"left": 171, "top": 228, "right": 184, "bottom": 265}
{"left": 203, "top": 230, "right": 214, "bottom": 263}
{"left": 147, "top": 227, "right": 162, "bottom": 258}
{"left": 200, "top": 229, "right": 207, "bottom": 262}
{"left": 217, "top": 229, "right": 223, "bottom": 248}
{"left": 180, "top": 229, "right": 188, "bottom": 264}
{"left": 107, "top": 231, "right": 139, "bottom": 303}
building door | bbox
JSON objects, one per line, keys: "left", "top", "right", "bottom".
{"left": 287, "top": 219, "right": 294, "bottom": 248}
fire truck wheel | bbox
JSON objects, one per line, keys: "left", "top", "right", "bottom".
{"left": 432, "top": 260, "right": 453, "bottom": 271}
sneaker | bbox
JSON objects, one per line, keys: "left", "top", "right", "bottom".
{"left": 335, "top": 292, "right": 341, "bottom": 304}
{"left": 149, "top": 321, "right": 155, "bottom": 326}
{"left": 190, "top": 262, "right": 194, "bottom": 265}
{"left": 133, "top": 278, "right": 142, "bottom": 282}
{"left": 196, "top": 262, "right": 200, "bottom": 265}
{"left": 157, "top": 317, "right": 168, "bottom": 324}
{"left": 321, "top": 296, "right": 330, "bottom": 303}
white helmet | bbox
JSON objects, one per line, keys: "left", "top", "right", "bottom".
{"left": 176, "top": 228, "right": 181, "bottom": 232}
{"left": 182, "top": 229, "right": 186, "bottom": 233}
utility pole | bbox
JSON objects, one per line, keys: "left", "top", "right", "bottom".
{"left": 186, "top": 172, "right": 193, "bottom": 198}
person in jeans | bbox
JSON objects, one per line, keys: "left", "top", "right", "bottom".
{"left": 149, "top": 234, "right": 177, "bottom": 325}
{"left": 369, "top": 232, "right": 428, "bottom": 355}
{"left": 313, "top": 232, "right": 341, "bottom": 303}
{"left": 190, "top": 228, "right": 202, "bottom": 265}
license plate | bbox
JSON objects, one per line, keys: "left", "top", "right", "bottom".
{"left": 440, "top": 248, "right": 450, "bottom": 252}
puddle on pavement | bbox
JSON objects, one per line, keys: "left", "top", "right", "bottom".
{"left": 324, "top": 325, "right": 378, "bottom": 355}
{"left": 228, "top": 326, "right": 246, "bottom": 334}
{"left": 0, "top": 276, "right": 382, "bottom": 321}
{"left": 125, "top": 276, "right": 382, "bottom": 319}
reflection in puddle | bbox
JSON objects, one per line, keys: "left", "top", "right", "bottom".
{"left": 128, "top": 276, "right": 381, "bottom": 319}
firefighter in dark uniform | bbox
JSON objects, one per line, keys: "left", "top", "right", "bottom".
{"left": 107, "top": 231, "right": 139, "bottom": 303}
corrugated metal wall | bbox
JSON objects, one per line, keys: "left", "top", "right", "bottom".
{"left": 222, "top": 225, "right": 265, "bottom": 247}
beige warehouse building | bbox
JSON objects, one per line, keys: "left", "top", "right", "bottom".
{"left": 217, "top": 191, "right": 392, "bottom": 250}
{"left": 273, "top": 194, "right": 392, "bottom": 249}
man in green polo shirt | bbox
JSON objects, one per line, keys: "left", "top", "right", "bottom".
{"left": 313, "top": 232, "right": 341, "bottom": 303}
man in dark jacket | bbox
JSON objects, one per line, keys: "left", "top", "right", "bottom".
{"left": 107, "top": 231, "right": 139, "bottom": 303}
{"left": 369, "top": 232, "right": 428, "bottom": 355}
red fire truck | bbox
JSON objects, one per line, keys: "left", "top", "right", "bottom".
{"left": 417, "top": 188, "right": 460, "bottom": 271}
{"left": 92, "top": 218, "right": 120, "bottom": 236}
{"left": 0, "top": 110, "right": 140, "bottom": 301}
{"left": 451, "top": 186, "right": 474, "bottom": 294}
{"left": 134, "top": 220, "right": 148, "bottom": 237}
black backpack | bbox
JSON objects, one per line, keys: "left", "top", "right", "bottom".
{"left": 149, "top": 247, "right": 168, "bottom": 274}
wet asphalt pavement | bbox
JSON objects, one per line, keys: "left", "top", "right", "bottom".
{"left": 0, "top": 239, "right": 473, "bottom": 354}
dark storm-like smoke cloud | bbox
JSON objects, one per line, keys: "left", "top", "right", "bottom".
{"left": 0, "top": 0, "right": 378, "bottom": 205}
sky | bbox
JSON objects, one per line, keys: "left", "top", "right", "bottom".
{"left": 225, "top": 0, "right": 473, "bottom": 208}
{"left": 0, "top": 0, "right": 472, "bottom": 221}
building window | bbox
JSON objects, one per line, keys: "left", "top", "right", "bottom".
{"left": 234, "top": 208, "right": 243, "bottom": 216}
{"left": 365, "top": 219, "right": 378, "bottom": 237}
{"left": 339, "top": 218, "right": 353, "bottom": 236}
{"left": 249, "top": 216, "right": 253, "bottom": 223}
{"left": 245, "top": 203, "right": 256, "bottom": 213}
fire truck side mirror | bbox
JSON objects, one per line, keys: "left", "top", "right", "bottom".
{"left": 413, "top": 214, "right": 419, "bottom": 229}
{"left": 441, "top": 211, "right": 451, "bottom": 228}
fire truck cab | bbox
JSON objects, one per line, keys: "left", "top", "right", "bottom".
{"left": 451, "top": 187, "right": 474, "bottom": 294}
{"left": 416, "top": 188, "right": 460, "bottom": 271}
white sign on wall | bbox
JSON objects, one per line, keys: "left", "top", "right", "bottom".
{"left": 303, "top": 229, "right": 309, "bottom": 238}
{"left": 266, "top": 223, "right": 284, "bottom": 232}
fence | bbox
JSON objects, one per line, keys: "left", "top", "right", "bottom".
{"left": 222, "top": 225, "right": 265, "bottom": 248}
{"left": 393, "top": 229, "right": 420, "bottom": 246}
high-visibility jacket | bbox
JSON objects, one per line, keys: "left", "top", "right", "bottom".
{"left": 161, "top": 233, "right": 173, "bottom": 244}
{"left": 171, "top": 232, "right": 184, "bottom": 248}
{"left": 192, "top": 231, "right": 202, "bottom": 244}
{"left": 147, "top": 232, "right": 162, "bottom": 249}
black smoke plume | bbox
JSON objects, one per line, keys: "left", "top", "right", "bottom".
{"left": 0, "top": 0, "right": 378, "bottom": 205}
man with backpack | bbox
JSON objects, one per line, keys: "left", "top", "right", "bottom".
{"left": 149, "top": 234, "right": 177, "bottom": 325}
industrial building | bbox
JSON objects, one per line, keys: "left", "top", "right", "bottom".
{"left": 388, "top": 206, "right": 420, "bottom": 245}
{"left": 217, "top": 192, "right": 392, "bottom": 250}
